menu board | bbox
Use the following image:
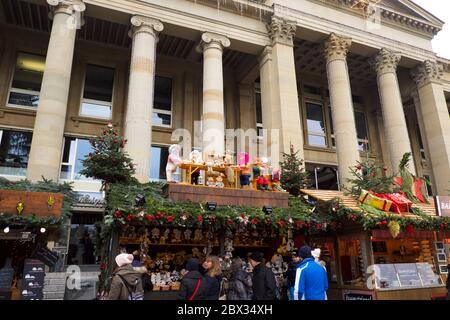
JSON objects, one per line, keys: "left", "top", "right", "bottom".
{"left": 375, "top": 264, "right": 400, "bottom": 289}
{"left": 21, "top": 259, "right": 45, "bottom": 300}
{"left": 394, "top": 263, "right": 422, "bottom": 287}
{"left": 416, "top": 263, "right": 442, "bottom": 287}
{"left": 0, "top": 259, "right": 14, "bottom": 290}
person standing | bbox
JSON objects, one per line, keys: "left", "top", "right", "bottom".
{"left": 228, "top": 257, "right": 253, "bottom": 300}
{"left": 249, "top": 252, "right": 277, "bottom": 300}
{"left": 285, "top": 251, "right": 301, "bottom": 300}
{"left": 202, "top": 255, "right": 223, "bottom": 300}
{"left": 447, "top": 256, "right": 450, "bottom": 300}
{"left": 294, "top": 246, "right": 328, "bottom": 300}
{"left": 108, "top": 253, "right": 144, "bottom": 300}
{"left": 178, "top": 258, "right": 208, "bottom": 300}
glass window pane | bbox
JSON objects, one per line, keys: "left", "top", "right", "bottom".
{"left": 62, "top": 137, "right": 76, "bottom": 163}
{"left": 67, "top": 224, "right": 98, "bottom": 265}
{"left": 0, "top": 130, "right": 32, "bottom": 176}
{"left": 154, "top": 76, "right": 172, "bottom": 111}
{"left": 255, "top": 91, "right": 262, "bottom": 124}
{"left": 74, "top": 139, "right": 93, "bottom": 180}
{"left": 308, "top": 135, "right": 326, "bottom": 146}
{"left": 304, "top": 84, "right": 321, "bottom": 95}
{"left": 9, "top": 52, "right": 45, "bottom": 107}
{"left": 354, "top": 111, "right": 368, "bottom": 140}
{"left": 60, "top": 164, "right": 72, "bottom": 180}
{"left": 150, "top": 146, "right": 169, "bottom": 181}
{"left": 152, "top": 112, "right": 171, "bottom": 126}
{"left": 80, "top": 102, "right": 112, "bottom": 119}
{"left": 83, "top": 65, "right": 114, "bottom": 102}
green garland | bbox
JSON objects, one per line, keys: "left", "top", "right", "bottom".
{"left": 0, "top": 177, "right": 76, "bottom": 228}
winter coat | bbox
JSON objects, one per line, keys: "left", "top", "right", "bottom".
{"left": 285, "top": 261, "right": 299, "bottom": 288}
{"left": 178, "top": 271, "right": 208, "bottom": 300}
{"left": 294, "top": 258, "right": 328, "bottom": 300}
{"left": 251, "top": 263, "right": 277, "bottom": 300}
{"left": 204, "top": 274, "right": 223, "bottom": 300}
{"left": 108, "top": 264, "right": 144, "bottom": 300}
{"left": 447, "top": 264, "right": 450, "bottom": 290}
{"left": 228, "top": 270, "right": 253, "bottom": 300}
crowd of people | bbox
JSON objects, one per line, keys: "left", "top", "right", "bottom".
{"left": 104, "top": 244, "right": 329, "bottom": 301}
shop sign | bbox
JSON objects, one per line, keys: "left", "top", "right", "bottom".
{"left": 0, "top": 190, "right": 63, "bottom": 217}
{"left": 435, "top": 196, "right": 450, "bottom": 217}
{"left": 343, "top": 290, "right": 374, "bottom": 300}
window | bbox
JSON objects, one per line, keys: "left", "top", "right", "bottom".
{"left": 8, "top": 52, "right": 45, "bottom": 108}
{"left": 329, "top": 109, "right": 370, "bottom": 151}
{"left": 80, "top": 64, "right": 114, "bottom": 119}
{"left": 354, "top": 111, "right": 370, "bottom": 152}
{"left": 67, "top": 212, "right": 103, "bottom": 265}
{"left": 60, "top": 137, "right": 94, "bottom": 181}
{"left": 306, "top": 102, "right": 327, "bottom": 147}
{"left": 152, "top": 76, "right": 173, "bottom": 127}
{"left": 303, "top": 84, "right": 321, "bottom": 96}
{"left": 255, "top": 86, "right": 263, "bottom": 138}
{"left": 306, "top": 163, "right": 339, "bottom": 190}
{"left": 150, "top": 145, "right": 169, "bottom": 181}
{"left": 0, "top": 129, "right": 32, "bottom": 176}
{"left": 338, "top": 237, "right": 369, "bottom": 287}
{"left": 423, "top": 175, "right": 433, "bottom": 197}
{"left": 416, "top": 126, "right": 426, "bottom": 161}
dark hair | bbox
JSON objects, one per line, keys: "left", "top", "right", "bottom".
{"left": 230, "top": 257, "right": 243, "bottom": 274}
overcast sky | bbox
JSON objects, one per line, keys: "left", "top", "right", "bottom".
{"left": 411, "top": 0, "right": 450, "bottom": 59}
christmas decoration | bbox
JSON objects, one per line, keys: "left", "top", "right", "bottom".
{"left": 279, "top": 144, "right": 309, "bottom": 196}
{"left": 388, "top": 221, "right": 400, "bottom": 238}
{"left": 394, "top": 153, "right": 429, "bottom": 204}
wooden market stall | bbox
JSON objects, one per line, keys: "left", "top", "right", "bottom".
{"left": 301, "top": 189, "right": 448, "bottom": 300}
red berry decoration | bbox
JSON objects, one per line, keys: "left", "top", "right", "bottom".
{"left": 316, "top": 223, "right": 322, "bottom": 230}
{"left": 166, "top": 215, "right": 175, "bottom": 223}
{"left": 251, "top": 217, "right": 259, "bottom": 225}
{"left": 226, "top": 218, "right": 234, "bottom": 225}
{"left": 145, "top": 214, "right": 154, "bottom": 222}
{"left": 405, "top": 224, "right": 415, "bottom": 234}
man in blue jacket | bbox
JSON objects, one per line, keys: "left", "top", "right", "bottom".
{"left": 294, "top": 245, "right": 328, "bottom": 300}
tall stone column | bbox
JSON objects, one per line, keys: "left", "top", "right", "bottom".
{"left": 259, "top": 16, "right": 304, "bottom": 165}
{"left": 124, "top": 16, "right": 163, "bottom": 183}
{"left": 324, "top": 33, "right": 359, "bottom": 187}
{"left": 197, "top": 32, "right": 230, "bottom": 156}
{"left": 27, "top": 0, "right": 85, "bottom": 182}
{"left": 411, "top": 61, "right": 450, "bottom": 195}
{"left": 370, "top": 48, "right": 416, "bottom": 174}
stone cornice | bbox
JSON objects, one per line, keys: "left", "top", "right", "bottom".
{"left": 326, "top": 0, "right": 441, "bottom": 37}
{"left": 267, "top": 16, "right": 296, "bottom": 46}
{"left": 197, "top": 32, "right": 231, "bottom": 53}
{"left": 323, "top": 33, "right": 352, "bottom": 62}
{"left": 370, "top": 48, "right": 401, "bottom": 76}
{"left": 129, "top": 15, "right": 164, "bottom": 38}
{"left": 411, "top": 60, "right": 444, "bottom": 88}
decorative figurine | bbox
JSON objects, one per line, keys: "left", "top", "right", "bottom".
{"left": 193, "top": 229, "right": 203, "bottom": 243}
{"left": 166, "top": 144, "right": 182, "bottom": 183}
{"left": 238, "top": 152, "right": 251, "bottom": 189}
{"left": 189, "top": 150, "right": 203, "bottom": 185}
{"left": 224, "top": 149, "right": 235, "bottom": 187}
{"left": 206, "top": 176, "right": 216, "bottom": 187}
{"left": 215, "top": 175, "right": 224, "bottom": 188}
{"left": 183, "top": 229, "right": 192, "bottom": 242}
{"left": 172, "top": 229, "right": 182, "bottom": 243}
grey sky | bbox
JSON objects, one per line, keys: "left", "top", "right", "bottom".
{"left": 411, "top": 0, "right": 450, "bottom": 59}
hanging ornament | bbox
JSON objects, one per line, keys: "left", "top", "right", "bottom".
{"left": 388, "top": 221, "right": 400, "bottom": 238}
{"left": 47, "top": 193, "right": 55, "bottom": 210}
{"left": 16, "top": 201, "right": 24, "bottom": 215}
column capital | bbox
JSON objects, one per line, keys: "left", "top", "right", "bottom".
{"left": 47, "top": 0, "right": 85, "bottom": 15}
{"left": 129, "top": 15, "right": 164, "bottom": 38}
{"left": 323, "top": 33, "right": 352, "bottom": 62}
{"left": 411, "top": 60, "right": 444, "bottom": 88}
{"left": 196, "top": 32, "right": 230, "bottom": 53}
{"left": 370, "top": 48, "right": 401, "bottom": 76}
{"left": 267, "top": 16, "right": 296, "bottom": 46}
{"left": 258, "top": 46, "right": 273, "bottom": 68}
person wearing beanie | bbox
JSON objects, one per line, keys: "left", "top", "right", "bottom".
{"left": 178, "top": 258, "right": 208, "bottom": 300}
{"left": 311, "top": 248, "right": 327, "bottom": 271}
{"left": 285, "top": 251, "right": 301, "bottom": 300}
{"left": 108, "top": 253, "right": 144, "bottom": 300}
{"left": 248, "top": 252, "right": 277, "bottom": 300}
{"left": 294, "top": 245, "right": 328, "bottom": 300}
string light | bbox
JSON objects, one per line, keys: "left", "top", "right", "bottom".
{"left": 4, "top": 226, "right": 10, "bottom": 233}
{"left": 40, "top": 227, "right": 46, "bottom": 233}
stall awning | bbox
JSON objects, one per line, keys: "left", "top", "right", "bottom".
{"left": 299, "top": 189, "right": 438, "bottom": 218}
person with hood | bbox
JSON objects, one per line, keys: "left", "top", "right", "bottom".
{"left": 311, "top": 248, "right": 327, "bottom": 271}
{"left": 294, "top": 245, "right": 328, "bottom": 300}
{"left": 178, "top": 258, "right": 208, "bottom": 300}
{"left": 227, "top": 257, "right": 253, "bottom": 300}
{"left": 249, "top": 252, "right": 277, "bottom": 300}
{"left": 108, "top": 253, "right": 144, "bottom": 300}
{"left": 285, "top": 251, "right": 301, "bottom": 300}
{"left": 202, "top": 255, "right": 223, "bottom": 300}
{"left": 131, "top": 250, "right": 152, "bottom": 292}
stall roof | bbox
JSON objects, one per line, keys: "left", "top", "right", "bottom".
{"left": 299, "top": 189, "right": 438, "bottom": 218}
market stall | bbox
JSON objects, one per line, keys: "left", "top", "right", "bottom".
{"left": 301, "top": 189, "right": 449, "bottom": 300}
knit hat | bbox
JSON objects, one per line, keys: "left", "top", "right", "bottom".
{"left": 249, "top": 251, "right": 264, "bottom": 263}
{"left": 311, "top": 248, "right": 321, "bottom": 260}
{"left": 186, "top": 258, "right": 200, "bottom": 271}
{"left": 298, "top": 245, "right": 312, "bottom": 259}
{"left": 115, "top": 253, "right": 133, "bottom": 267}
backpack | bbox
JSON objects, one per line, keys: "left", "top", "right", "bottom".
{"left": 117, "top": 274, "right": 144, "bottom": 300}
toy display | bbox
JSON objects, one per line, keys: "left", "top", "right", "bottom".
{"left": 188, "top": 150, "right": 203, "bottom": 185}
{"left": 166, "top": 144, "right": 182, "bottom": 182}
